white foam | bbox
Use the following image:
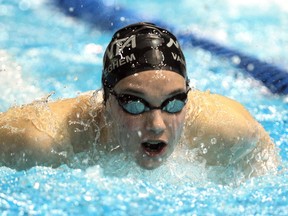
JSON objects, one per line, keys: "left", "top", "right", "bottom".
{"left": 0, "top": 50, "right": 44, "bottom": 111}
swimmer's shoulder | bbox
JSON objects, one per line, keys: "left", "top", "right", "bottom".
{"left": 187, "top": 89, "right": 255, "bottom": 123}
{"left": 48, "top": 90, "right": 104, "bottom": 120}
{"left": 47, "top": 90, "right": 106, "bottom": 149}
{"left": 185, "top": 90, "right": 279, "bottom": 173}
{"left": 184, "top": 89, "right": 260, "bottom": 149}
{"left": 0, "top": 90, "right": 105, "bottom": 169}
{"left": 1, "top": 90, "right": 104, "bottom": 129}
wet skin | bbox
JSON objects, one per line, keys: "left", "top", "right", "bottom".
{"left": 105, "top": 70, "right": 187, "bottom": 169}
{"left": 0, "top": 70, "right": 279, "bottom": 177}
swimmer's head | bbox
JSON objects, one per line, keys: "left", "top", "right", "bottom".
{"left": 102, "top": 22, "right": 188, "bottom": 101}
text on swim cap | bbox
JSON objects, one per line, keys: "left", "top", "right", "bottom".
{"left": 166, "top": 38, "right": 180, "bottom": 48}
{"left": 104, "top": 34, "right": 185, "bottom": 77}
{"left": 105, "top": 53, "right": 136, "bottom": 73}
{"left": 167, "top": 38, "right": 185, "bottom": 65}
{"left": 172, "top": 52, "right": 185, "bottom": 65}
{"left": 105, "top": 35, "right": 136, "bottom": 60}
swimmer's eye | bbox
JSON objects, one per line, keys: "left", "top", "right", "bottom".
{"left": 118, "top": 94, "right": 148, "bottom": 114}
{"left": 161, "top": 93, "right": 188, "bottom": 113}
{"left": 110, "top": 89, "right": 190, "bottom": 115}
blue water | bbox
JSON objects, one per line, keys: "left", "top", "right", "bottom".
{"left": 0, "top": 0, "right": 288, "bottom": 215}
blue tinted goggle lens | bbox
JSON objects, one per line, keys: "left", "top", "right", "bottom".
{"left": 111, "top": 91, "right": 189, "bottom": 115}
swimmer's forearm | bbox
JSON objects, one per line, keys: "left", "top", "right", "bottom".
{"left": 0, "top": 102, "right": 72, "bottom": 169}
{"left": 0, "top": 113, "right": 60, "bottom": 169}
{"left": 0, "top": 95, "right": 100, "bottom": 169}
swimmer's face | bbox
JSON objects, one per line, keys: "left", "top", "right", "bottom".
{"left": 106, "top": 70, "right": 187, "bottom": 169}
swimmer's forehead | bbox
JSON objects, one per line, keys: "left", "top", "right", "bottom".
{"left": 114, "top": 70, "right": 186, "bottom": 95}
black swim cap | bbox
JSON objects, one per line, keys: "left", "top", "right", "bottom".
{"left": 102, "top": 22, "right": 187, "bottom": 89}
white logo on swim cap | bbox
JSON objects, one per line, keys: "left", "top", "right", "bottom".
{"left": 105, "top": 35, "right": 137, "bottom": 59}
{"left": 166, "top": 38, "right": 180, "bottom": 48}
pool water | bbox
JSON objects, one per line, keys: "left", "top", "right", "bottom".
{"left": 0, "top": 0, "right": 288, "bottom": 215}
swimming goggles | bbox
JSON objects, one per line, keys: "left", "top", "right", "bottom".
{"left": 110, "top": 88, "right": 190, "bottom": 115}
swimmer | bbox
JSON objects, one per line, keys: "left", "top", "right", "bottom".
{"left": 0, "top": 23, "right": 279, "bottom": 178}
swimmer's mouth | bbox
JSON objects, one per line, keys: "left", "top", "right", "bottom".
{"left": 141, "top": 141, "right": 167, "bottom": 156}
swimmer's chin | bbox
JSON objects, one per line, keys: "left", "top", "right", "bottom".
{"left": 136, "top": 158, "right": 163, "bottom": 170}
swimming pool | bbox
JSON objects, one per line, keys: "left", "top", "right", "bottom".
{"left": 0, "top": 0, "right": 288, "bottom": 215}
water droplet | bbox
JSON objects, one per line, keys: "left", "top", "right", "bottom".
{"left": 255, "top": 153, "right": 262, "bottom": 162}
{"left": 247, "top": 63, "right": 254, "bottom": 71}
{"left": 231, "top": 55, "right": 241, "bottom": 65}
{"left": 84, "top": 195, "right": 92, "bottom": 202}
{"left": 211, "top": 138, "right": 217, "bottom": 145}
{"left": 33, "top": 182, "right": 40, "bottom": 190}
{"left": 137, "top": 131, "right": 142, "bottom": 137}
{"left": 59, "top": 151, "right": 68, "bottom": 157}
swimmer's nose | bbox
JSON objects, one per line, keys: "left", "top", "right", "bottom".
{"left": 145, "top": 110, "right": 166, "bottom": 134}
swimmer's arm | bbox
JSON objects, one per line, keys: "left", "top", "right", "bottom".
{"left": 185, "top": 91, "right": 279, "bottom": 176}
{"left": 0, "top": 94, "right": 97, "bottom": 170}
